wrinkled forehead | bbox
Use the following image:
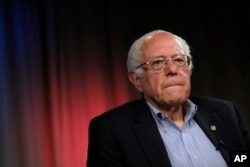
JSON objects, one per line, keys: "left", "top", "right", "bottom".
{"left": 140, "top": 32, "right": 183, "bottom": 58}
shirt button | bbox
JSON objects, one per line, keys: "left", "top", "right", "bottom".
{"left": 193, "top": 155, "right": 198, "bottom": 159}
{"left": 182, "top": 133, "right": 186, "bottom": 138}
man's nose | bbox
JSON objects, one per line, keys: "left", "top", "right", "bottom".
{"left": 165, "top": 60, "right": 178, "bottom": 70}
{"left": 163, "top": 60, "right": 178, "bottom": 75}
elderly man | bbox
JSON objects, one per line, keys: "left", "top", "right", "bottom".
{"left": 87, "top": 30, "right": 249, "bottom": 167}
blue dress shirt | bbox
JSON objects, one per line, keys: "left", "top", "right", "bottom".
{"left": 147, "top": 99, "right": 227, "bottom": 167}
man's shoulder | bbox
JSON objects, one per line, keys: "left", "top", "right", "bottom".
{"left": 109, "top": 99, "right": 145, "bottom": 111}
{"left": 189, "top": 95, "right": 236, "bottom": 111}
{"left": 91, "top": 98, "right": 146, "bottom": 121}
{"left": 190, "top": 95, "right": 231, "bottom": 103}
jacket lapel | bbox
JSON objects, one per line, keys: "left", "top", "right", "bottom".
{"left": 194, "top": 108, "right": 230, "bottom": 164}
{"left": 132, "top": 100, "right": 172, "bottom": 167}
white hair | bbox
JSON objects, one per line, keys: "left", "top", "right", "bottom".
{"left": 127, "top": 30, "right": 193, "bottom": 75}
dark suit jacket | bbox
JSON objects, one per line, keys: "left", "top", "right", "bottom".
{"left": 87, "top": 96, "right": 249, "bottom": 167}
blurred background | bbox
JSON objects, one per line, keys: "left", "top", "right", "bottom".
{"left": 0, "top": 0, "right": 249, "bottom": 167}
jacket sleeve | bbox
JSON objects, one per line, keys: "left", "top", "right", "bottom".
{"left": 232, "top": 101, "right": 250, "bottom": 150}
{"left": 86, "top": 117, "right": 125, "bottom": 167}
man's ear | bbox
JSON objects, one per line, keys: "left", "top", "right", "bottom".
{"left": 128, "top": 71, "right": 143, "bottom": 93}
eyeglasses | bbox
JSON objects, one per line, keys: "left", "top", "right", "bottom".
{"left": 135, "top": 54, "right": 192, "bottom": 72}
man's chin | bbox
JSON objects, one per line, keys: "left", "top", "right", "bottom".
{"left": 162, "top": 96, "right": 187, "bottom": 106}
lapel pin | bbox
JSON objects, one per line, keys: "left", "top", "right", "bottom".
{"left": 210, "top": 125, "right": 216, "bottom": 131}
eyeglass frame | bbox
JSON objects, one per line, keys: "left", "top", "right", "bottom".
{"left": 135, "top": 54, "right": 192, "bottom": 71}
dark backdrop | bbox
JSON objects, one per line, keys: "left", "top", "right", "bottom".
{"left": 0, "top": 0, "right": 249, "bottom": 167}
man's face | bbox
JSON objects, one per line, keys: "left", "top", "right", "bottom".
{"left": 131, "top": 33, "right": 192, "bottom": 110}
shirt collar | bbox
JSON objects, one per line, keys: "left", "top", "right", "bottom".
{"left": 146, "top": 99, "right": 197, "bottom": 123}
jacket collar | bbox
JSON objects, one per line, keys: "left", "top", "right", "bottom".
{"left": 194, "top": 107, "right": 230, "bottom": 164}
{"left": 132, "top": 99, "right": 172, "bottom": 166}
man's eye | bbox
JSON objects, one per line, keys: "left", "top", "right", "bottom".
{"left": 174, "top": 58, "right": 185, "bottom": 63}
{"left": 151, "top": 60, "right": 164, "bottom": 66}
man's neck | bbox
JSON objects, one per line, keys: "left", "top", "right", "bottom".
{"left": 162, "top": 107, "right": 185, "bottom": 130}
